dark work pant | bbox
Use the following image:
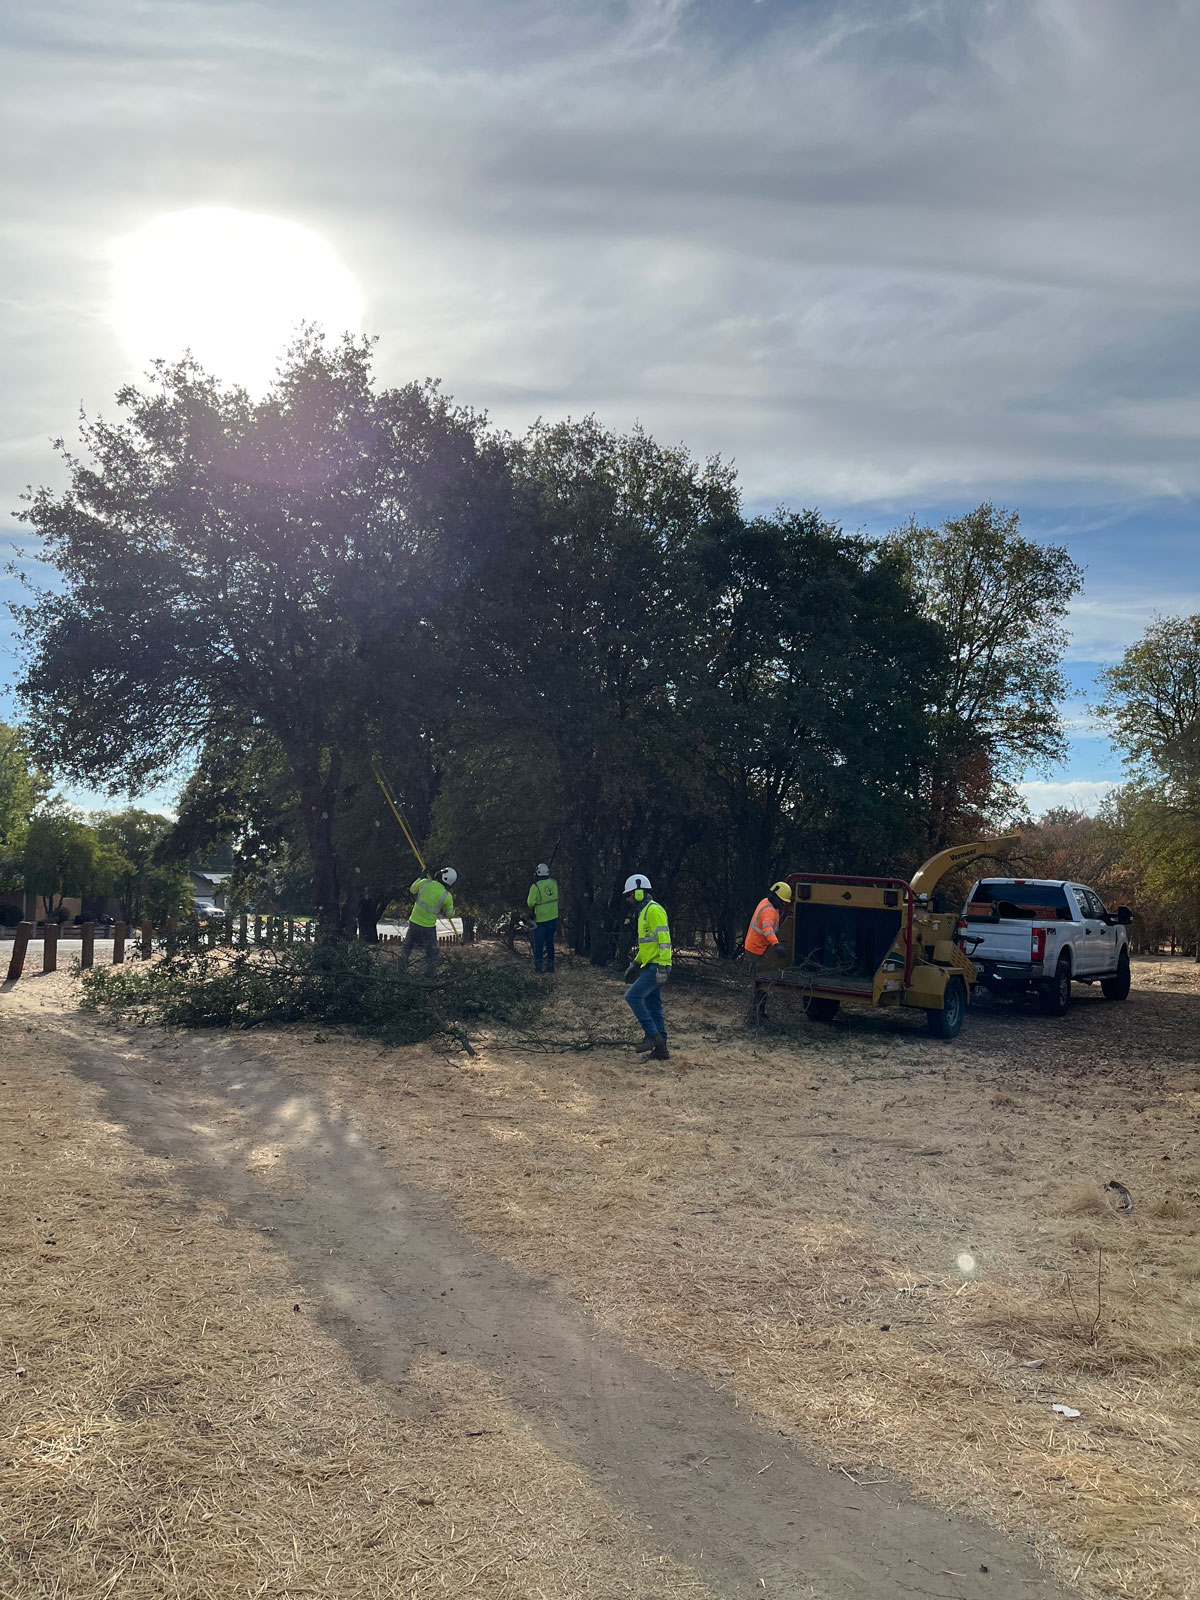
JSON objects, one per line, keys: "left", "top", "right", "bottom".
{"left": 401, "top": 922, "right": 438, "bottom": 977}
{"left": 625, "top": 966, "right": 667, "bottom": 1038}
{"left": 532, "top": 919, "right": 557, "bottom": 971}
{"left": 745, "top": 953, "right": 767, "bottom": 1018}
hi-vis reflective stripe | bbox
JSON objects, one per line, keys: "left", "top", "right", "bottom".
{"left": 415, "top": 878, "right": 450, "bottom": 917}
{"left": 751, "top": 901, "right": 778, "bottom": 941}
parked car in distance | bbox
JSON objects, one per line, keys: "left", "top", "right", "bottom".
{"left": 959, "top": 878, "right": 1132, "bottom": 1016}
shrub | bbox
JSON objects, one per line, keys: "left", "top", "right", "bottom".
{"left": 80, "top": 940, "right": 542, "bottom": 1048}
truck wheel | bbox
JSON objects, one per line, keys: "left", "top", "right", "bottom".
{"left": 926, "top": 977, "right": 966, "bottom": 1039}
{"left": 1101, "top": 951, "right": 1131, "bottom": 1001}
{"left": 803, "top": 997, "right": 840, "bottom": 1023}
{"left": 1038, "top": 957, "right": 1072, "bottom": 1017}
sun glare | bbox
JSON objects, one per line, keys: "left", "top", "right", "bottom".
{"left": 111, "top": 207, "right": 364, "bottom": 395}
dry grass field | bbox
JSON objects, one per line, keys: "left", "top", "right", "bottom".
{"left": 234, "top": 953, "right": 1200, "bottom": 1600}
{"left": 3, "top": 950, "right": 1197, "bottom": 1599}
{"left": 0, "top": 1036, "right": 716, "bottom": 1599}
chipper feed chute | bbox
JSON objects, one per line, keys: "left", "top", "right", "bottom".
{"left": 752, "top": 836, "right": 1019, "bottom": 1040}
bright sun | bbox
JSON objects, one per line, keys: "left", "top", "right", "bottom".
{"left": 111, "top": 207, "right": 364, "bottom": 394}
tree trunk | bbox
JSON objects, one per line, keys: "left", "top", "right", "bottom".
{"left": 357, "top": 897, "right": 380, "bottom": 942}
{"left": 296, "top": 758, "right": 346, "bottom": 936}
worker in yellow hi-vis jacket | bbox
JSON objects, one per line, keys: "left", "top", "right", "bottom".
{"left": 526, "top": 863, "right": 559, "bottom": 973}
{"left": 621, "top": 873, "right": 672, "bottom": 1061}
{"left": 401, "top": 868, "right": 457, "bottom": 977}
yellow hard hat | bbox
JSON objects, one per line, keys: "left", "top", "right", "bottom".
{"left": 770, "top": 880, "right": 792, "bottom": 903}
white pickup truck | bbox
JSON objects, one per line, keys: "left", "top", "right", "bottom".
{"left": 959, "top": 878, "right": 1133, "bottom": 1016}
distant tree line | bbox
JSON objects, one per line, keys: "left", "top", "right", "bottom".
{"left": 0, "top": 733, "right": 189, "bottom": 927}
{"left": 11, "top": 336, "right": 1097, "bottom": 953}
{"left": 971, "top": 614, "right": 1198, "bottom": 959}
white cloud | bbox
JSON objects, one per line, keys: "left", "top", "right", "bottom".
{"left": 1065, "top": 596, "right": 1200, "bottom": 662}
{"left": 4, "top": 0, "right": 1200, "bottom": 509}
{"left": 1018, "top": 779, "right": 1118, "bottom": 816}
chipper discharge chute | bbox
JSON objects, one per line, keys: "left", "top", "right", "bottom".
{"left": 753, "top": 836, "right": 1020, "bottom": 1039}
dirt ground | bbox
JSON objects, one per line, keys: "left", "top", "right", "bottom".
{"left": 3, "top": 951, "right": 1198, "bottom": 1597}
{"left": 0, "top": 1008, "right": 720, "bottom": 1599}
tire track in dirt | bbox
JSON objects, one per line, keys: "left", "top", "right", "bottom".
{"left": 11, "top": 993, "right": 1078, "bottom": 1600}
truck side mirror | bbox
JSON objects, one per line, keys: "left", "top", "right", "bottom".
{"left": 1117, "top": 905, "right": 1133, "bottom": 925}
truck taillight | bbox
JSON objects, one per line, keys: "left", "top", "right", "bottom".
{"left": 956, "top": 918, "right": 968, "bottom": 940}
{"left": 1031, "top": 928, "right": 1047, "bottom": 961}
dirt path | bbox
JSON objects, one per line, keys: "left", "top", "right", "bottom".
{"left": 2, "top": 980, "right": 1074, "bottom": 1600}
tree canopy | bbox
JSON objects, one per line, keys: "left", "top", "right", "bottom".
{"left": 0, "top": 721, "right": 46, "bottom": 892}
{"left": 15, "top": 334, "right": 506, "bottom": 933}
{"left": 13, "top": 343, "right": 1084, "bottom": 949}
{"left": 893, "top": 505, "right": 1083, "bottom": 847}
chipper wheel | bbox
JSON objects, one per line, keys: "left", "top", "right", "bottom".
{"left": 926, "top": 976, "right": 966, "bottom": 1039}
{"left": 803, "top": 996, "right": 841, "bottom": 1023}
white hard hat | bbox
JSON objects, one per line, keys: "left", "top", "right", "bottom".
{"left": 536, "top": 862, "right": 551, "bottom": 877}
{"left": 439, "top": 867, "right": 457, "bottom": 887}
{"left": 623, "top": 873, "right": 651, "bottom": 894}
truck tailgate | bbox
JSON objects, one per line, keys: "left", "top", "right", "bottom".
{"left": 964, "top": 925, "right": 1037, "bottom": 963}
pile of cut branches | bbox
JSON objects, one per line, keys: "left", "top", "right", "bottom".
{"left": 80, "top": 941, "right": 542, "bottom": 1050}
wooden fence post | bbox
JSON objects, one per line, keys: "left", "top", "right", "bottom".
{"left": 165, "top": 916, "right": 178, "bottom": 956}
{"left": 239, "top": 913, "right": 248, "bottom": 949}
{"left": 80, "top": 922, "right": 95, "bottom": 971}
{"left": 225, "top": 912, "right": 234, "bottom": 946}
{"left": 140, "top": 921, "right": 153, "bottom": 959}
{"left": 287, "top": 917, "right": 294, "bottom": 944}
{"left": 5, "top": 921, "right": 32, "bottom": 982}
{"left": 113, "top": 921, "right": 126, "bottom": 964}
{"left": 254, "top": 915, "right": 262, "bottom": 945}
{"left": 43, "top": 922, "right": 59, "bottom": 974}
{"left": 205, "top": 919, "right": 217, "bottom": 949}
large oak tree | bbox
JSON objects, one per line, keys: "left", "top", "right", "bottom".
{"left": 14, "top": 336, "right": 507, "bottom": 933}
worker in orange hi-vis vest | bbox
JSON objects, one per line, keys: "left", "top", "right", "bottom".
{"left": 743, "top": 880, "right": 793, "bottom": 1024}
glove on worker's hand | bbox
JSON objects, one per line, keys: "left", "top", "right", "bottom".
{"left": 655, "top": 966, "right": 670, "bottom": 987}
{"left": 623, "top": 963, "right": 639, "bottom": 984}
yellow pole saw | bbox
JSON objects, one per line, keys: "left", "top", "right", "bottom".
{"left": 371, "top": 766, "right": 427, "bottom": 874}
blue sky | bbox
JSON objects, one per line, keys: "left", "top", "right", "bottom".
{"left": 3, "top": 0, "right": 1199, "bottom": 816}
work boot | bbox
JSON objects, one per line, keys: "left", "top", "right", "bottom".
{"left": 634, "top": 1035, "right": 657, "bottom": 1054}
{"left": 650, "top": 1035, "right": 670, "bottom": 1061}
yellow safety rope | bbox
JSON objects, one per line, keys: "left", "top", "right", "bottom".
{"left": 371, "top": 766, "right": 427, "bottom": 873}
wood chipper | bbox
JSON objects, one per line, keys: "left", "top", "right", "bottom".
{"left": 753, "top": 836, "right": 1020, "bottom": 1039}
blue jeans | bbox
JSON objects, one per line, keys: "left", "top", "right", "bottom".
{"left": 532, "top": 919, "right": 556, "bottom": 971}
{"left": 625, "top": 966, "right": 667, "bottom": 1038}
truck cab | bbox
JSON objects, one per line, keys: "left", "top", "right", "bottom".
{"left": 960, "top": 878, "right": 1132, "bottom": 1015}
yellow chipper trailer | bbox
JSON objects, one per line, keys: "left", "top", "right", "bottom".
{"left": 754, "top": 836, "right": 1020, "bottom": 1039}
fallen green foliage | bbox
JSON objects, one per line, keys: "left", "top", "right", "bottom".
{"left": 80, "top": 941, "right": 543, "bottom": 1049}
